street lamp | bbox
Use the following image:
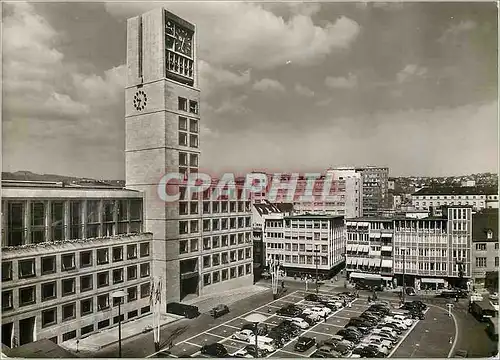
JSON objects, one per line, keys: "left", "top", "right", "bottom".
{"left": 243, "top": 313, "right": 268, "bottom": 358}
{"left": 112, "top": 290, "right": 126, "bottom": 358}
{"left": 314, "top": 245, "right": 320, "bottom": 294}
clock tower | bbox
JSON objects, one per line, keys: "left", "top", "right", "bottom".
{"left": 125, "top": 8, "right": 200, "bottom": 305}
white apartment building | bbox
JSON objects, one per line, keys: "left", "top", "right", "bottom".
{"left": 263, "top": 214, "right": 345, "bottom": 278}
{"left": 412, "top": 186, "right": 498, "bottom": 211}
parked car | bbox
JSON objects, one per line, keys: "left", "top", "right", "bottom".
{"left": 320, "top": 302, "right": 339, "bottom": 311}
{"left": 310, "top": 349, "right": 342, "bottom": 358}
{"left": 345, "top": 323, "right": 371, "bottom": 335}
{"left": 305, "top": 294, "right": 321, "bottom": 302}
{"left": 389, "top": 315, "right": 413, "bottom": 327}
{"left": 247, "top": 336, "right": 276, "bottom": 353}
{"left": 291, "top": 317, "right": 310, "bottom": 329}
{"left": 379, "top": 321, "right": 405, "bottom": 333}
{"left": 371, "top": 329, "right": 398, "bottom": 342}
{"left": 279, "top": 320, "right": 301, "bottom": 335}
{"left": 359, "top": 313, "right": 380, "bottom": 323}
{"left": 231, "top": 349, "right": 254, "bottom": 358}
{"left": 166, "top": 302, "right": 200, "bottom": 319}
{"left": 364, "top": 343, "right": 390, "bottom": 356}
{"left": 233, "top": 329, "right": 255, "bottom": 342}
{"left": 242, "top": 345, "right": 266, "bottom": 358}
{"left": 377, "top": 326, "right": 398, "bottom": 338}
{"left": 241, "top": 323, "right": 269, "bottom": 336}
{"left": 304, "top": 306, "right": 332, "bottom": 317}
{"left": 363, "top": 335, "right": 394, "bottom": 349}
{"left": 201, "top": 343, "right": 229, "bottom": 357}
{"left": 297, "top": 313, "right": 317, "bottom": 325}
{"left": 210, "top": 304, "right": 230, "bottom": 318}
{"left": 336, "top": 329, "right": 362, "bottom": 343}
{"left": 350, "top": 317, "right": 377, "bottom": 327}
{"left": 277, "top": 306, "right": 302, "bottom": 317}
{"left": 352, "top": 345, "right": 385, "bottom": 358}
{"left": 294, "top": 336, "right": 316, "bottom": 352}
{"left": 342, "top": 327, "right": 363, "bottom": 338}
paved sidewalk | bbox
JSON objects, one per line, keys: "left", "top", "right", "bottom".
{"left": 183, "top": 284, "right": 268, "bottom": 313}
{"left": 61, "top": 312, "right": 183, "bottom": 353}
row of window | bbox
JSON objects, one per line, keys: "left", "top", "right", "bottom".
{"left": 2, "top": 265, "right": 150, "bottom": 311}
{"left": 178, "top": 218, "right": 251, "bottom": 235}
{"left": 178, "top": 97, "right": 198, "bottom": 114}
{"left": 475, "top": 257, "right": 499, "bottom": 267}
{"left": 1, "top": 242, "right": 150, "bottom": 282}
{"left": 265, "top": 221, "right": 331, "bottom": 229}
{"left": 202, "top": 248, "right": 252, "bottom": 268}
{"left": 266, "top": 243, "right": 328, "bottom": 252}
{"left": 202, "top": 263, "right": 252, "bottom": 286}
{"left": 180, "top": 201, "right": 252, "bottom": 215}
{"left": 394, "top": 261, "right": 457, "bottom": 272}
{"left": 415, "top": 195, "right": 491, "bottom": 200}
{"left": 475, "top": 243, "right": 498, "bottom": 251}
{"left": 4, "top": 199, "right": 142, "bottom": 247}
{"left": 268, "top": 254, "right": 329, "bottom": 266}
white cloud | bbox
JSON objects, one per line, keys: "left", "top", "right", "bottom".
{"left": 253, "top": 78, "right": 285, "bottom": 93}
{"left": 396, "top": 64, "right": 427, "bottom": 83}
{"left": 105, "top": 3, "right": 360, "bottom": 69}
{"left": 294, "top": 83, "right": 315, "bottom": 97}
{"left": 198, "top": 60, "right": 251, "bottom": 96}
{"left": 325, "top": 73, "right": 357, "bottom": 89}
{"left": 214, "top": 95, "right": 250, "bottom": 115}
{"left": 439, "top": 20, "right": 477, "bottom": 43}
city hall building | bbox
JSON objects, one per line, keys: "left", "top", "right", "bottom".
{"left": 125, "top": 8, "right": 253, "bottom": 304}
{"left": 1, "top": 181, "right": 151, "bottom": 347}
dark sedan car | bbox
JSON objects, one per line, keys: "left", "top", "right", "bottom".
{"left": 360, "top": 313, "right": 380, "bottom": 322}
{"left": 352, "top": 346, "right": 385, "bottom": 358}
{"left": 277, "top": 306, "right": 302, "bottom": 317}
{"left": 243, "top": 345, "right": 266, "bottom": 357}
{"left": 241, "top": 323, "right": 268, "bottom": 336}
{"left": 310, "top": 349, "right": 342, "bottom": 358}
{"left": 336, "top": 330, "right": 362, "bottom": 342}
{"left": 201, "top": 343, "right": 229, "bottom": 357}
{"left": 305, "top": 294, "right": 321, "bottom": 302}
{"left": 350, "top": 317, "right": 377, "bottom": 327}
{"left": 210, "top": 304, "right": 229, "bottom": 318}
{"left": 294, "top": 337, "right": 316, "bottom": 352}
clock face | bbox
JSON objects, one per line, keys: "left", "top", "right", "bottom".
{"left": 166, "top": 20, "right": 193, "bottom": 57}
{"left": 133, "top": 90, "right": 147, "bottom": 111}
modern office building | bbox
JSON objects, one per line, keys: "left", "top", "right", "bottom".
{"left": 1, "top": 181, "right": 151, "bottom": 347}
{"left": 125, "top": 8, "right": 253, "bottom": 303}
{"left": 345, "top": 206, "right": 473, "bottom": 290}
{"left": 355, "top": 166, "right": 389, "bottom": 217}
{"left": 412, "top": 186, "right": 498, "bottom": 211}
{"left": 263, "top": 214, "right": 345, "bottom": 278}
{"left": 345, "top": 218, "right": 394, "bottom": 287}
{"left": 471, "top": 209, "right": 499, "bottom": 290}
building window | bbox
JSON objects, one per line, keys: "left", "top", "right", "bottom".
{"left": 80, "top": 251, "right": 92, "bottom": 268}
{"left": 113, "top": 295, "right": 124, "bottom": 307}
{"left": 31, "top": 201, "right": 46, "bottom": 243}
{"left": 41, "top": 282, "right": 57, "bottom": 301}
{"left": 98, "top": 319, "right": 110, "bottom": 329}
{"left": 190, "top": 239, "right": 199, "bottom": 252}
{"left": 495, "top": 243, "right": 499, "bottom": 250}
{"left": 62, "top": 278, "right": 76, "bottom": 296}
{"left": 86, "top": 200, "right": 101, "bottom": 239}
{"left": 97, "top": 294, "right": 109, "bottom": 311}
{"left": 140, "top": 242, "right": 150, "bottom": 257}
{"left": 496, "top": 257, "right": 499, "bottom": 267}
{"left": 19, "top": 286, "right": 36, "bottom": 306}
{"left": 230, "top": 267, "right": 236, "bottom": 279}
{"left": 178, "top": 97, "right": 188, "bottom": 111}
{"left": 128, "top": 310, "right": 138, "bottom": 319}
{"left": 80, "top": 275, "right": 93, "bottom": 292}
{"left": 62, "top": 303, "right": 76, "bottom": 321}
{"left": 190, "top": 202, "right": 198, "bottom": 215}
{"left": 51, "top": 201, "right": 65, "bottom": 241}
{"left": 141, "top": 306, "right": 150, "bottom": 314}
{"left": 212, "top": 236, "right": 220, "bottom": 248}
{"left": 140, "top": 283, "right": 150, "bottom": 298}
{"left": 2, "top": 262, "right": 12, "bottom": 281}
{"left": 221, "top": 269, "right": 228, "bottom": 281}
{"left": 475, "top": 243, "right": 487, "bottom": 251}
{"left": 246, "top": 263, "right": 252, "bottom": 275}
{"left": 112, "top": 247, "right": 123, "bottom": 262}
{"left": 487, "top": 230, "right": 493, "bottom": 239}
{"left": 127, "top": 265, "right": 137, "bottom": 280}
{"left": 97, "top": 248, "right": 109, "bottom": 265}
{"left": 62, "top": 331, "right": 76, "bottom": 342}
{"left": 189, "top": 118, "right": 198, "bottom": 133}
{"left": 117, "top": 200, "right": 129, "bottom": 234}
{"left": 113, "top": 269, "right": 124, "bottom": 284}
{"left": 179, "top": 240, "right": 188, "bottom": 254}
{"left": 41, "top": 256, "right": 56, "bottom": 275}
{"left": 98, "top": 272, "right": 109, "bottom": 288}
{"left": 140, "top": 263, "right": 150, "bottom": 277}
{"left": 189, "top": 100, "right": 198, "bottom": 114}
{"left": 128, "top": 286, "right": 138, "bottom": 302}
{"left": 61, "top": 253, "right": 76, "bottom": 271}
{"left": 19, "top": 259, "right": 36, "bottom": 278}
{"left": 81, "top": 324, "right": 94, "bottom": 336}
{"left": 179, "top": 132, "right": 188, "bottom": 147}
{"left": 190, "top": 220, "right": 199, "bottom": 233}
{"left": 203, "top": 255, "right": 211, "bottom": 269}
{"left": 103, "top": 201, "right": 115, "bottom": 236}
{"left": 238, "top": 265, "right": 244, "bottom": 277}
{"left": 81, "top": 298, "right": 93, "bottom": 316}
{"left": 179, "top": 116, "right": 188, "bottom": 131}
{"left": 213, "top": 271, "right": 220, "bottom": 283}
{"left": 130, "top": 199, "right": 143, "bottom": 233}
{"left": 475, "top": 257, "right": 487, "bottom": 267}
{"left": 222, "top": 252, "right": 229, "bottom": 264}
{"left": 42, "top": 308, "right": 57, "bottom": 328}
{"left": 7, "top": 202, "right": 25, "bottom": 246}
{"left": 203, "top": 273, "right": 211, "bottom": 286}
{"left": 2, "top": 291, "right": 13, "bottom": 310}
{"left": 69, "top": 201, "right": 82, "bottom": 240}
{"left": 113, "top": 314, "right": 125, "bottom": 324}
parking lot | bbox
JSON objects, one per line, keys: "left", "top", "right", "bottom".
{"left": 154, "top": 289, "right": 423, "bottom": 358}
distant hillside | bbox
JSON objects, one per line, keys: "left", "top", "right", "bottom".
{"left": 2, "top": 171, "right": 125, "bottom": 187}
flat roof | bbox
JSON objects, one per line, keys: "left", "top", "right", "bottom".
{"left": 414, "top": 186, "right": 497, "bottom": 196}
{"left": 2, "top": 186, "right": 142, "bottom": 199}
{"left": 284, "top": 214, "right": 343, "bottom": 220}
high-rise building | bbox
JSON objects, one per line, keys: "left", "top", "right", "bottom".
{"left": 125, "top": 8, "right": 253, "bottom": 304}
{"left": 355, "top": 166, "right": 389, "bottom": 217}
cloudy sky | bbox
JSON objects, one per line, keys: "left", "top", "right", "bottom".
{"left": 3, "top": 1, "right": 498, "bottom": 179}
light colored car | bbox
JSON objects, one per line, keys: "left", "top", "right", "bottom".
{"left": 366, "top": 343, "right": 390, "bottom": 355}
{"left": 303, "top": 307, "right": 330, "bottom": 317}
{"left": 247, "top": 336, "right": 276, "bottom": 353}
{"left": 231, "top": 349, "right": 254, "bottom": 358}
{"left": 291, "top": 317, "right": 310, "bottom": 329}
{"left": 371, "top": 329, "right": 398, "bottom": 342}
{"left": 378, "top": 327, "right": 399, "bottom": 338}
{"left": 392, "top": 315, "right": 413, "bottom": 326}
{"left": 233, "top": 329, "right": 255, "bottom": 342}
{"left": 306, "top": 313, "right": 323, "bottom": 322}
{"left": 383, "top": 317, "right": 408, "bottom": 329}
{"left": 365, "top": 335, "right": 394, "bottom": 349}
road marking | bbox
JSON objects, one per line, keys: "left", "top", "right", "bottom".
{"left": 223, "top": 324, "right": 241, "bottom": 330}
{"left": 184, "top": 341, "right": 202, "bottom": 348}
{"left": 333, "top": 315, "right": 351, "bottom": 320}
{"left": 308, "top": 329, "right": 337, "bottom": 337}
{"left": 387, "top": 309, "right": 430, "bottom": 358}
{"left": 276, "top": 349, "right": 309, "bottom": 357}
{"left": 205, "top": 333, "right": 225, "bottom": 339}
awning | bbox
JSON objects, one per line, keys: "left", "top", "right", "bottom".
{"left": 346, "top": 258, "right": 352, "bottom": 265}
{"left": 350, "top": 272, "right": 382, "bottom": 281}
{"left": 381, "top": 246, "right": 392, "bottom": 252}
{"left": 351, "top": 258, "right": 358, "bottom": 266}
{"left": 360, "top": 245, "right": 369, "bottom": 252}
{"left": 370, "top": 258, "right": 381, "bottom": 267}
{"left": 381, "top": 276, "right": 393, "bottom": 281}
{"left": 346, "top": 222, "right": 353, "bottom": 226}
{"left": 360, "top": 222, "right": 369, "bottom": 227}
{"left": 381, "top": 259, "right": 392, "bottom": 268}
{"left": 362, "top": 258, "right": 369, "bottom": 266}
{"left": 382, "top": 233, "right": 393, "bottom": 238}
{"left": 369, "top": 233, "right": 378, "bottom": 238}
{"left": 352, "top": 244, "right": 359, "bottom": 252}
{"left": 421, "top": 278, "right": 445, "bottom": 284}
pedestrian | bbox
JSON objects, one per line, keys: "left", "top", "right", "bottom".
{"left": 335, "top": 275, "right": 338, "bottom": 282}
{"left": 368, "top": 296, "right": 372, "bottom": 303}
{"left": 324, "top": 313, "right": 328, "bottom": 322}
{"left": 348, "top": 301, "right": 352, "bottom": 308}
